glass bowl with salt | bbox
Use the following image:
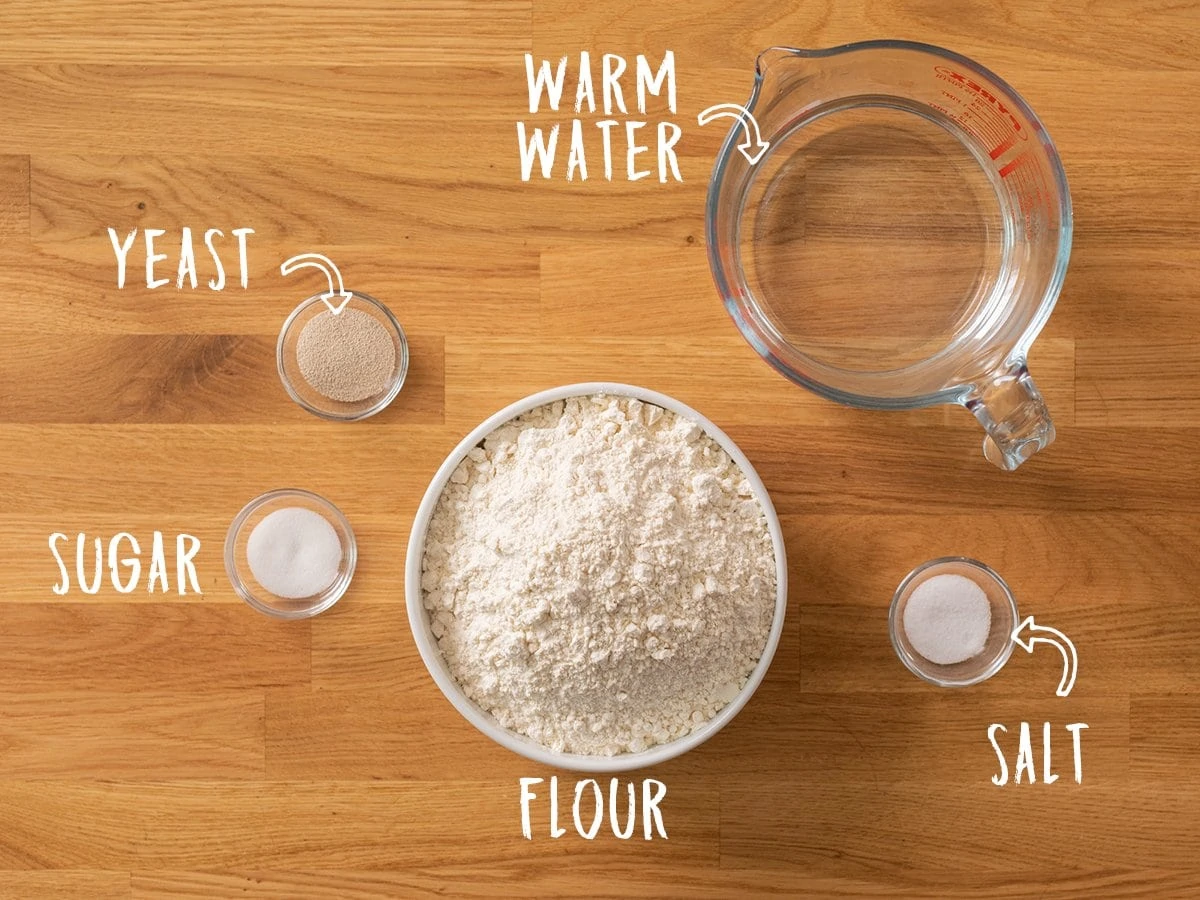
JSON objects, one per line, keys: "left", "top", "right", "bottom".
{"left": 224, "top": 488, "right": 357, "bottom": 619}
{"left": 277, "top": 291, "right": 408, "bottom": 421}
{"left": 889, "top": 557, "right": 1018, "bottom": 688}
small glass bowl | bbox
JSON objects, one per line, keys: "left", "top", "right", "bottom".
{"left": 224, "top": 489, "right": 356, "bottom": 619}
{"left": 889, "top": 556, "right": 1018, "bottom": 687}
{"left": 277, "top": 291, "right": 409, "bottom": 421}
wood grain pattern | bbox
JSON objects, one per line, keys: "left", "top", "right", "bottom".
{"left": 0, "top": 334, "right": 445, "bottom": 423}
{"left": 1, "top": 1, "right": 1199, "bottom": 897}
{"left": 0, "top": 2, "right": 531, "bottom": 65}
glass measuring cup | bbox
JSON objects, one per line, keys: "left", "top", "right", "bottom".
{"left": 706, "top": 41, "right": 1072, "bottom": 470}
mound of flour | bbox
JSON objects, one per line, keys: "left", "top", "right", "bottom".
{"left": 421, "top": 394, "right": 776, "bottom": 755}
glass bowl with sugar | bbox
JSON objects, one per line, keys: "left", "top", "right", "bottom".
{"left": 224, "top": 488, "right": 357, "bottom": 619}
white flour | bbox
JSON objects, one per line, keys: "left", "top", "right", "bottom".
{"left": 422, "top": 395, "right": 776, "bottom": 755}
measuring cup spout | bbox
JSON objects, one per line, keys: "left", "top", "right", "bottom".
{"left": 756, "top": 47, "right": 807, "bottom": 78}
{"left": 752, "top": 46, "right": 823, "bottom": 101}
{"left": 967, "top": 364, "right": 1056, "bottom": 471}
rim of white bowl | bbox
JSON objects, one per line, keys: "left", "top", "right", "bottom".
{"left": 404, "top": 382, "right": 789, "bottom": 773}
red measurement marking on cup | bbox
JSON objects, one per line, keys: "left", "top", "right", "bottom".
{"left": 933, "top": 66, "right": 1026, "bottom": 160}
{"left": 998, "top": 151, "right": 1049, "bottom": 240}
{"left": 998, "top": 155, "right": 1025, "bottom": 178}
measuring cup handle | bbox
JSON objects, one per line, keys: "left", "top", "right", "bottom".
{"left": 967, "top": 364, "right": 1056, "bottom": 471}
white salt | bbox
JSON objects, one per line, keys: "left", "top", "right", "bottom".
{"left": 247, "top": 507, "right": 342, "bottom": 599}
{"left": 902, "top": 573, "right": 991, "bottom": 665}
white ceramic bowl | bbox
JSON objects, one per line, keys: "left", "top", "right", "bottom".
{"left": 404, "top": 382, "right": 788, "bottom": 772}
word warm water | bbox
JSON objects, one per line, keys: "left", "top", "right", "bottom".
{"left": 517, "top": 52, "right": 682, "bottom": 182}
{"left": 49, "top": 532, "right": 202, "bottom": 595}
{"left": 107, "top": 227, "right": 255, "bottom": 290}
{"left": 988, "top": 721, "right": 1088, "bottom": 786}
{"left": 520, "top": 777, "right": 668, "bottom": 840}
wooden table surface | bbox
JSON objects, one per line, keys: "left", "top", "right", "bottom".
{"left": 1, "top": 1, "right": 1198, "bottom": 897}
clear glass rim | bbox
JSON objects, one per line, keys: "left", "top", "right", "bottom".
{"left": 888, "top": 555, "right": 1019, "bottom": 688}
{"left": 276, "top": 290, "right": 410, "bottom": 422}
{"left": 223, "top": 488, "right": 357, "bottom": 620}
{"left": 705, "top": 40, "right": 1074, "bottom": 410}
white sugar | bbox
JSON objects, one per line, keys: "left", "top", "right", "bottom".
{"left": 247, "top": 507, "right": 343, "bottom": 599}
{"left": 902, "top": 573, "right": 991, "bottom": 665}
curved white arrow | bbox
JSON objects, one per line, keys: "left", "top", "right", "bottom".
{"left": 697, "top": 103, "right": 771, "bottom": 165}
{"left": 1012, "top": 615, "right": 1078, "bottom": 698}
{"left": 280, "top": 252, "right": 353, "bottom": 315}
